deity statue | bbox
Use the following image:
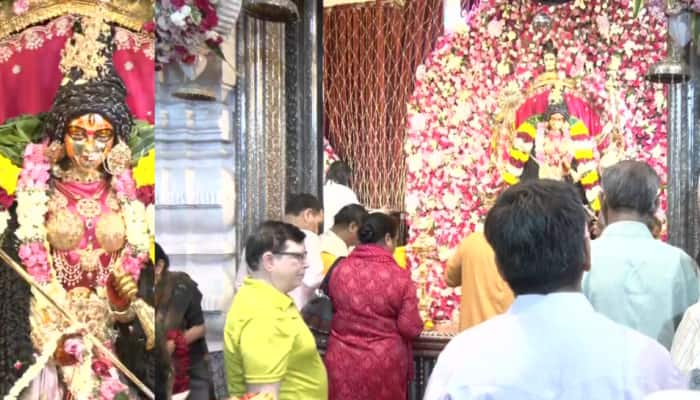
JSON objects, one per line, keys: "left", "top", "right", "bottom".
{"left": 500, "top": 41, "right": 602, "bottom": 211}
{"left": 0, "top": 16, "right": 154, "bottom": 399}
{"left": 528, "top": 40, "right": 577, "bottom": 96}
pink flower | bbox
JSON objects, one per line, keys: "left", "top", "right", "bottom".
{"left": 27, "top": 263, "right": 50, "bottom": 283}
{"left": 24, "top": 143, "right": 47, "bottom": 165}
{"left": 92, "top": 359, "right": 111, "bottom": 377}
{"left": 63, "top": 338, "right": 84, "bottom": 362}
{"left": 12, "top": 0, "right": 28, "bottom": 15}
{"left": 112, "top": 171, "right": 137, "bottom": 200}
{"left": 99, "top": 378, "right": 128, "bottom": 400}
{"left": 122, "top": 255, "right": 143, "bottom": 281}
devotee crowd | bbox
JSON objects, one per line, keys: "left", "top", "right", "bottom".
{"left": 156, "top": 160, "right": 700, "bottom": 400}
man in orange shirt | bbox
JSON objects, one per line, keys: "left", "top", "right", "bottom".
{"left": 445, "top": 231, "right": 514, "bottom": 331}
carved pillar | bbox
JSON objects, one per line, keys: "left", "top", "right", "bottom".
{"left": 666, "top": 47, "right": 699, "bottom": 259}
{"left": 285, "top": 0, "right": 324, "bottom": 199}
{"left": 155, "top": 55, "right": 237, "bottom": 354}
{"left": 234, "top": 15, "right": 287, "bottom": 252}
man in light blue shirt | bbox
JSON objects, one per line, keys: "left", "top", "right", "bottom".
{"left": 424, "top": 179, "right": 685, "bottom": 400}
{"left": 583, "top": 160, "right": 700, "bottom": 349}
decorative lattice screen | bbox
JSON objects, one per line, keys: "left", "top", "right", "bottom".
{"left": 323, "top": 0, "right": 446, "bottom": 209}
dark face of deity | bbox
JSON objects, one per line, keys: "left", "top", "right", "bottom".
{"left": 547, "top": 112, "right": 566, "bottom": 132}
{"left": 64, "top": 113, "right": 115, "bottom": 172}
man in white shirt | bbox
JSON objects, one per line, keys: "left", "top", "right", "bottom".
{"left": 323, "top": 161, "right": 360, "bottom": 233}
{"left": 671, "top": 301, "right": 700, "bottom": 376}
{"left": 424, "top": 179, "right": 685, "bottom": 400}
{"left": 583, "top": 161, "right": 699, "bottom": 349}
{"left": 283, "top": 193, "right": 325, "bottom": 310}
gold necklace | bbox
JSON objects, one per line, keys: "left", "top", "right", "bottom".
{"left": 57, "top": 182, "right": 108, "bottom": 226}
{"left": 60, "top": 167, "right": 105, "bottom": 184}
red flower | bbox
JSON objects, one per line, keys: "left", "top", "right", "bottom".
{"left": 201, "top": 10, "right": 218, "bottom": 30}
{"left": 171, "top": 0, "right": 185, "bottom": 7}
{"left": 181, "top": 54, "right": 196, "bottom": 64}
{"left": 136, "top": 185, "right": 155, "bottom": 205}
{"left": 91, "top": 359, "right": 111, "bottom": 378}
{"left": 142, "top": 21, "right": 155, "bottom": 33}
{"left": 167, "top": 330, "right": 190, "bottom": 393}
{"left": 0, "top": 187, "right": 14, "bottom": 210}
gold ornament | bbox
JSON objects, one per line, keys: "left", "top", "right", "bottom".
{"left": 45, "top": 141, "right": 66, "bottom": 164}
{"left": 95, "top": 212, "right": 126, "bottom": 253}
{"left": 0, "top": 0, "right": 154, "bottom": 40}
{"left": 105, "top": 142, "right": 131, "bottom": 176}
{"left": 59, "top": 14, "right": 110, "bottom": 85}
{"left": 46, "top": 209, "right": 84, "bottom": 251}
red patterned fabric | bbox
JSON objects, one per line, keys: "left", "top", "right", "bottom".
{"left": 514, "top": 89, "right": 602, "bottom": 139}
{"left": 325, "top": 244, "right": 423, "bottom": 400}
{"left": 0, "top": 16, "right": 154, "bottom": 124}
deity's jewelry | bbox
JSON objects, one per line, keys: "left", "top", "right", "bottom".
{"left": 45, "top": 141, "right": 66, "bottom": 164}
{"left": 61, "top": 167, "right": 105, "bottom": 184}
{"left": 104, "top": 141, "right": 131, "bottom": 176}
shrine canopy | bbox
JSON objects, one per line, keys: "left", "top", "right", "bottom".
{"left": 0, "top": 13, "right": 154, "bottom": 124}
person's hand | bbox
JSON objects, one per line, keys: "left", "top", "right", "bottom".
{"left": 167, "top": 339, "right": 175, "bottom": 355}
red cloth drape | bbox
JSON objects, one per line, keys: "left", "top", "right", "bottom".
{"left": 0, "top": 15, "right": 154, "bottom": 124}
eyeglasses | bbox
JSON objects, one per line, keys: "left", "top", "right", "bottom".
{"left": 272, "top": 251, "right": 307, "bottom": 261}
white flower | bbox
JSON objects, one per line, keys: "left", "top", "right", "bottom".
{"left": 654, "top": 90, "right": 665, "bottom": 111}
{"left": 623, "top": 69, "right": 637, "bottom": 81}
{"left": 0, "top": 210, "right": 8, "bottom": 237}
{"left": 407, "top": 153, "right": 423, "bottom": 173}
{"left": 442, "top": 192, "right": 459, "bottom": 210}
{"left": 146, "top": 204, "right": 155, "bottom": 235}
{"left": 170, "top": 5, "right": 191, "bottom": 27}
{"left": 205, "top": 30, "right": 220, "bottom": 41}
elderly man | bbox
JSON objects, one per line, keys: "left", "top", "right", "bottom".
{"left": 583, "top": 160, "right": 700, "bottom": 349}
{"left": 424, "top": 179, "right": 685, "bottom": 400}
{"left": 224, "top": 221, "right": 328, "bottom": 399}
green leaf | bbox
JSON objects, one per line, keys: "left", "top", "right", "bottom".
{"left": 633, "top": 0, "right": 643, "bottom": 18}
{"left": 206, "top": 42, "right": 226, "bottom": 61}
{"left": 129, "top": 119, "right": 155, "bottom": 163}
{"left": 113, "top": 392, "right": 130, "bottom": 400}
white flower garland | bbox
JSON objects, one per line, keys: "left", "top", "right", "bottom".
{"left": 4, "top": 331, "right": 62, "bottom": 400}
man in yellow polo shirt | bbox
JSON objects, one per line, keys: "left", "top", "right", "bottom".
{"left": 224, "top": 221, "right": 328, "bottom": 399}
{"left": 319, "top": 204, "right": 368, "bottom": 274}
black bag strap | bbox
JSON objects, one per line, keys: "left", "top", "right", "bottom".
{"left": 319, "top": 256, "right": 345, "bottom": 295}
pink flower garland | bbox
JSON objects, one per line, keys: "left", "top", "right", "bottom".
{"left": 17, "top": 143, "right": 51, "bottom": 283}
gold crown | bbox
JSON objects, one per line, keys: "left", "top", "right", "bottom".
{"left": 59, "top": 13, "right": 110, "bottom": 85}
{"left": 0, "top": 0, "right": 153, "bottom": 40}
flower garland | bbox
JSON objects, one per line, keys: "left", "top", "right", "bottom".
{"left": 153, "top": 0, "right": 224, "bottom": 67}
{"left": 167, "top": 330, "right": 190, "bottom": 394}
{"left": 405, "top": 0, "right": 668, "bottom": 321}
{"left": 4, "top": 330, "right": 62, "bottom": 400}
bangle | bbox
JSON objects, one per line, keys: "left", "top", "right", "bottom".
{"left": 111, "top": 305, "right": 135, "bottom": 323}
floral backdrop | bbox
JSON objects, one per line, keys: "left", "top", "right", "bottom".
{"left": 404, "top": 0, "right": 669, "bottom": 322}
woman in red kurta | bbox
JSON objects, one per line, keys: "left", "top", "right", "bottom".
{"left": 325, "top": 212, "right": 423, "bottom": 400}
